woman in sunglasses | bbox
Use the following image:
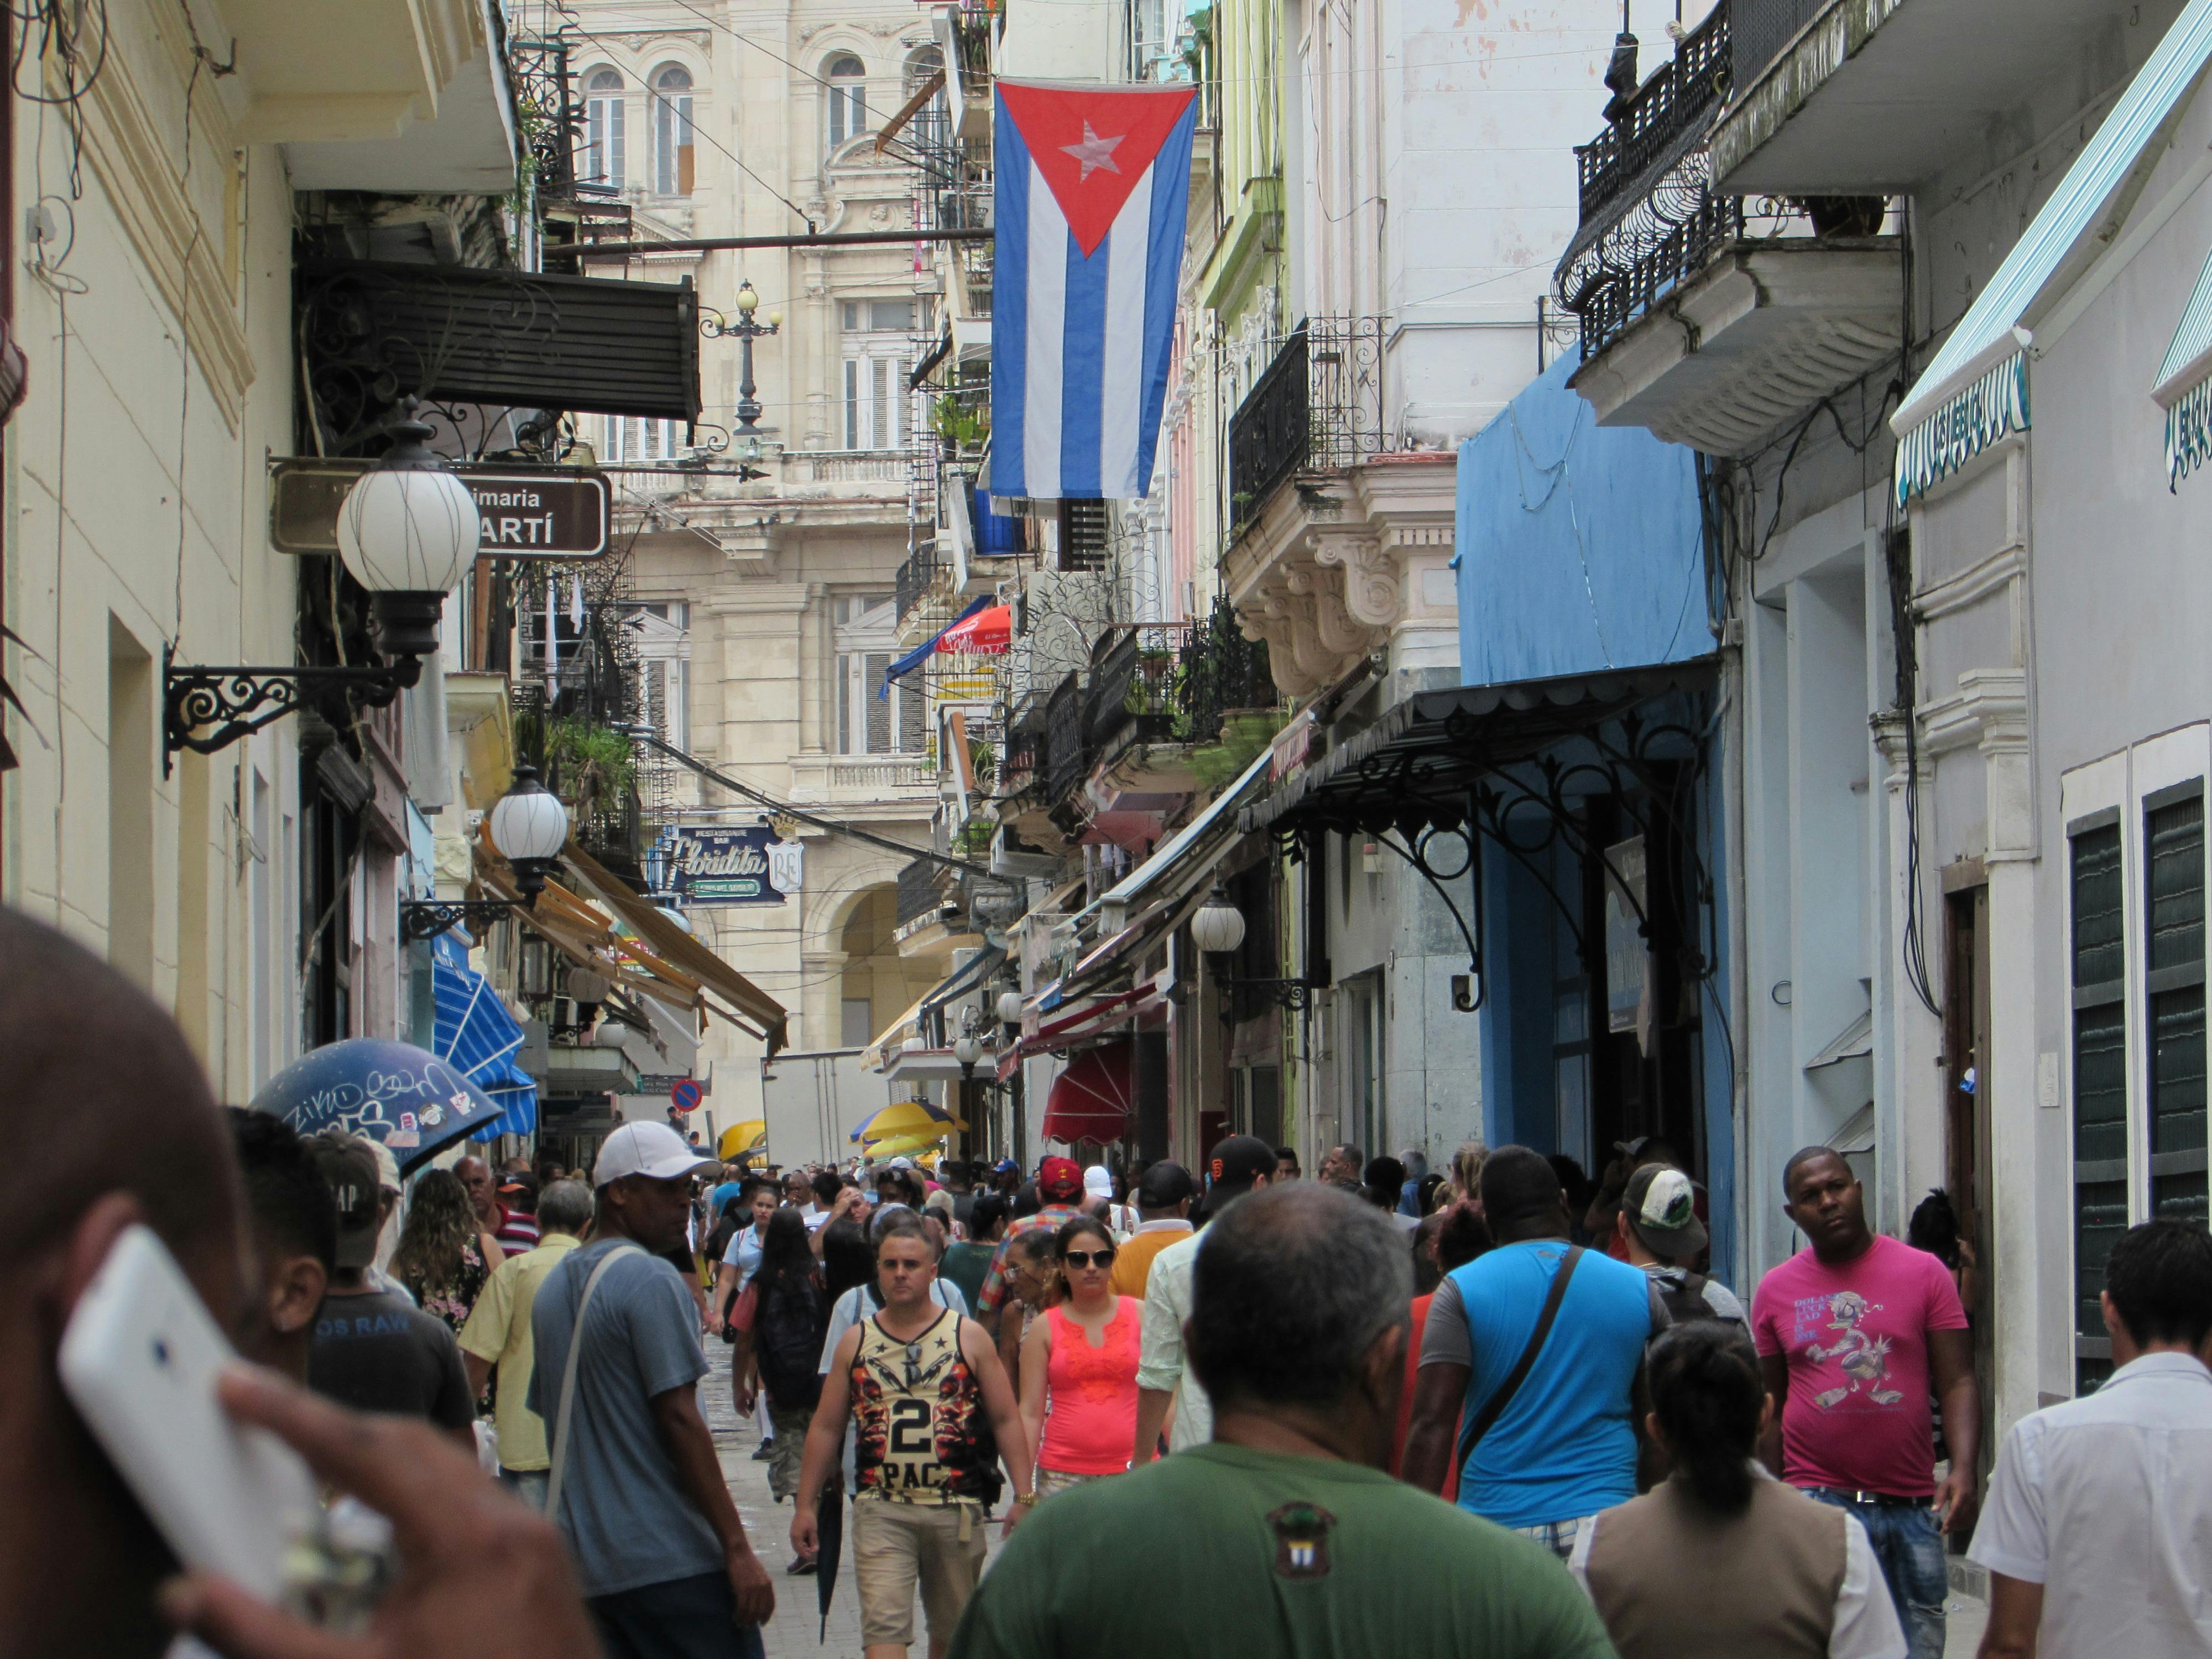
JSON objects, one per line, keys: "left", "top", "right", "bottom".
{"left": 1017, "top": 1214, "right": 1144, "bottom": 1503}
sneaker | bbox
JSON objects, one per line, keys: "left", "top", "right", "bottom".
{"left": 787, "top": 1554, "right": 818, "bottom": 1576}
{"left": 751, "top": 1439, "right": 776, "bottom": 1462}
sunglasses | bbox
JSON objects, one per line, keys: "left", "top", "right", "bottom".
{"left": 1061, "top": 1248, "right": 1117, "bottom": 1269}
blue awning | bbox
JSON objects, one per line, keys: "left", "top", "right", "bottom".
{"left": 882, "top": 595, "right": 992, "bottom": 695}
{"left": 431, "top": 935, "right": 538, "bottom": 1138}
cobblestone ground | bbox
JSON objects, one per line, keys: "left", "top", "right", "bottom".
{"left": 699, "top": 1341, "right": 1985, "bottom": 1657}
{"left": 700, "top": 1340, "right": 1008, "bottom": 1658}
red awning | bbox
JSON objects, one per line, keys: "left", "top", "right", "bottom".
{"left": 1041, "top": 1041, "right": 1135, "bottom": 1145}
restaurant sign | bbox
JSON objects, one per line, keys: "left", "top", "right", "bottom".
{"left": 271, "top": 459, "right": 611, "bottom": 559}
{"left": 644, "top": 825, "right": 804, "bottom": 906}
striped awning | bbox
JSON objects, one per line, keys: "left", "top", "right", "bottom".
{"left": 2156, "top": 247, "right": 2212, "bottom": 488}
{"left": 1893, "top": 346, "right": 2031, "bottom": 509}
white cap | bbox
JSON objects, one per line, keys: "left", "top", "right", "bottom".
{"left": 593, "top": 1120, "right": 722, "bottom": 1188}
{"left": 1084, "top": 1165, "right": 1113, "bottom": 1198}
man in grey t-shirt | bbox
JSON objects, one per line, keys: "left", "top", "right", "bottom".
{"left": 530, "top": 1122, "right": 775, "bottom": 1659}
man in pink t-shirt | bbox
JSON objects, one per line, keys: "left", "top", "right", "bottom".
{"left": 1750, "top": 1147, "right": 1977, "bottom": 1659}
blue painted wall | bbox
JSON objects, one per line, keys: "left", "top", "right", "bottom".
{"left": 1454, "top": 348, "right": 1707, "bottom": 686}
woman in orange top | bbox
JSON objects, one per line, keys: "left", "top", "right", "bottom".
{"left": 1018, "top": 1214, "right": 1142, "bottom": 1501}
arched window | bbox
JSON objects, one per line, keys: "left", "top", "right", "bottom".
{"left": 651, "top": 66, "right": 695, "bottom": 195}
{"left": 582, "top": 69, "right": 624, "bottom": 187}
{"left": 903, "top": 47, "right": 947, "bottom": 147}
{"left": 826, "top": 55, "right": 866, "bottom": 149}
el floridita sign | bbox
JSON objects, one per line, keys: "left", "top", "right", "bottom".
{"left": 644, "top": 825, "right": 804, "bottom": 906}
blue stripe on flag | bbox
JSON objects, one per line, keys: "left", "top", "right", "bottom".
{"left": 1060, "top": 225, "right": 1109, "bottom": 496}
{"left": 1134, "top": 103, "right": 1199, "bottom": 498}
{"left": 993, "top": 98, "right": 1030, "bottom": 497}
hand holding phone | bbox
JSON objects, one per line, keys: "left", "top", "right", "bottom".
{"left": 58, "top": 1224, "right": 319, "bottom": 1603}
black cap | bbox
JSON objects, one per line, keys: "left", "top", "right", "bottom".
{"left": 1199, "top": 1135, "right": 1275, "bottom": 1219}
{"left": 1136, "top": 1160, "right": 1196, "bottom": 1210}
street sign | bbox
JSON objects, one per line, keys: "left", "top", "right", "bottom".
{"left": 270, "top": 459, "right": 611, "bottom": 560}
{"left": 643, "top": 825, "right": 803, "bottom": 906}
{"left": 670, "top": 1078, "right": 703, "bottom": 1114}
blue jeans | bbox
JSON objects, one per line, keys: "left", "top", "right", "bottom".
{"left": 498, "top": 1468, "right": 549, "bottom": 1511}
{"left": 1804, "top": 1489, "right": 1947, "bottom": 1659}
{"left": 587, "top": 1571, "right": 767, "bottom": 1659}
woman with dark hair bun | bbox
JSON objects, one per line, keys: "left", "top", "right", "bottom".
{"left": 1570, "top": 1322, "right": 1908, "bottom": 1659}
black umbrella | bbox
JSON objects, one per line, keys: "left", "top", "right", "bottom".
{"left": 815, "top": 1486, "right": 843, "bottom": 1642}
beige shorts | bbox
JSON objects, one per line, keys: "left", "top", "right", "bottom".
{"left": 851, "top": 1498, "right": 987, "bottom": 1648}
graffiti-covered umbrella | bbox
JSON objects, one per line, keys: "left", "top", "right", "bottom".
{"left": 249, "top": 1037, "right": 504, "bottom": 1175}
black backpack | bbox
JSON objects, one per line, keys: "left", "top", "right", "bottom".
{"left": 1652, "top": 1271, "right": 1720, "bottom": 1326}
{"left": 756, "top": 1275, "right": 827, "bottom": 1411}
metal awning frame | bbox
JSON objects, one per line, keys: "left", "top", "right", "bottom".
{"left": 1245, "top": 661, "right": 1725, "bottom": 1007}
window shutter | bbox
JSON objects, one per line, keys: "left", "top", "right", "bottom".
{"left": 873, "top": 358, "right": 892, "bottom": 450}
{"left": 2070, "top": 820, "right": 2127, "bottom": 1395}
{"left": 845, "top": 359, "right": 860, "bottom": 448}
{"left": 2146, "top": 785, "right": 2208, "bottom": 1227}
{"left": 866, "top": 654, "right": 892, "bottom": 752}
{"left": 900, "top": 677, "right": 926, "bottom": 753}
{"left": 837, "top": 653, "right": 854, "bottom": 754}
{"left": 1058, "top": 499, "right": 1108, "bottom": 571}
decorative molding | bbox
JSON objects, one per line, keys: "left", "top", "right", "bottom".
{"left": 79, "top": 25, "right": 254, "bottom": 430}
{"left": 1313, "top": 535, "right": 1398, "bottom": 629}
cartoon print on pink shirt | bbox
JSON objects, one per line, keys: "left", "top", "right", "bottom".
{"left": 1796, "top": 1290, "right": 1902, "bottom": 1409}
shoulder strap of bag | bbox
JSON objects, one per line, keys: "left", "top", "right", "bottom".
{"left": 546, "top": 1243, "right": 645, "bottom": 1518}
{"left": 1457, "top": 1245, "right": 1583, "bottom": 1469}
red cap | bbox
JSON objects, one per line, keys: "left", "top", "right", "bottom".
{"left": 1038, "top": 1155, "right": 1084, "bottom": 1202}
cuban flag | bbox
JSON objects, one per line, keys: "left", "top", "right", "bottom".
{"left": 993, "top": 81, "right": 1198, "bottom": 500}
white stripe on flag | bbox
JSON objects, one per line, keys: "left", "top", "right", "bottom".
{"left": 1024, "top": 159, "right": 1065, "bottom": 499}
{"left": 1099, "top": 165, "right": 1153, "bottom": 499}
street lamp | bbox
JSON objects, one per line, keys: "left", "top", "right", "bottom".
{"left": 720, "top": 280, "right": 781, "bottom": 437}
{"left": 952, "top": 1032, "right": 987, "bottom": 1077}
{"left": 487, "top": 765, "right": 569, "bottom": 901}
{"left": 1190, "top": 885, "right": 1247, "bottom": 955}
{"left": 996, "top": 990, "right": 1025, "bottom": 1026}
{"left": 335, "top": 400, "right": 482, "bottom": 666}
{"left": 164, "top": 398, "right": 482, "bottom": 771}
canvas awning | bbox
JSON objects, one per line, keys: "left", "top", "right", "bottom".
{"left": 1893, "top": 0, "right": 2212, "bottom": 499}
{"left": 561, "top": 842, "right": 789, "bottom": 1052}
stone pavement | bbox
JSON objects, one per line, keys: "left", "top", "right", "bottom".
{"left": 700, "top": 1340, "right": 1987, "bottom": 1657}
{"left": 701, "top": 1340, "right": 1009, "bottom": 1658}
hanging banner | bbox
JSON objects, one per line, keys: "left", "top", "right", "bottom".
{"left": 992, "top": 81, "right": 1198, "bottom": 500}
{"left": 644, "top": 825, "right": 803, "bottom": 905}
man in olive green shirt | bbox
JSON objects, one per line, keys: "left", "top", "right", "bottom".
{"left": 458, "top": 1178, "right": 594, "bottom": 1508}
{"left": 950, "top": 1185, "right": 1615, "bottom": 1659}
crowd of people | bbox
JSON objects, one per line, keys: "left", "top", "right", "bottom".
{"left": 4, "top": 902, "right": 2211, "bottom": 1659}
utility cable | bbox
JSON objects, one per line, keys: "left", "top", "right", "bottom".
{"left": 628, "top": 729, "right": 987, "bottom": 875}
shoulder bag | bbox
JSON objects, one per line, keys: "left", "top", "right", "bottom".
{"left": 545, "top": 1243, "right": 645, "bottom": 1517}
{"left": 1455, "top": 1245, "right": 1583, "bottom": 1471}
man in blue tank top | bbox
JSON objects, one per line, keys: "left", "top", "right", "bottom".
{"left": 1402, "top": 1146, "right": 1667, "bottom": 1558}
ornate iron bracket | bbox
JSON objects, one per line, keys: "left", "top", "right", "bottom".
{"left": 399, "top": 898, "right": 524, "bottom": 943}
{"left": 1214, "top": 975, "right": 1319, "bottom": 1014}
{"left": 163, "top": 647, "right": 419, "bottom": 775}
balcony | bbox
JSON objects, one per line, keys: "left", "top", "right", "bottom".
{"left": 1227, "top": 319, "right": 1386, "bottom": 538}
{"left": 895, "top": 541, "right": 949, "bottom": 633}
{"left": 784, "top": 449, "right": 908, "bottom": 487}
{"left": 265, "top": 0, "right": 520, "bottom": 194}
{"left": 1044, "top": 672, "right": 1090, "bottom": 808}
{"left": 788, "top": 752, "right": 934, "bottom": 803}
{"left": 1712, "top": 0, "right": 2146, "bottom": 196}
{"left": 1087, "top": 625, "right": 1188, "bottom": 753}
{"left": 1557, "top": 5, "right": 1902, "bottom": 455}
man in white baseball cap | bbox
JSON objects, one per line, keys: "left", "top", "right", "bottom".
{"left": 1615, "top": 1162, "right": 1744, "bottom": 1325}
{"left": 530, "top": 1119, "right": 775, "bottom": 1657}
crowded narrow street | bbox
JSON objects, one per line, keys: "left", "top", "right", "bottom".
{"left": 8, "top": 0, "right": 2212, "bottom": 1655}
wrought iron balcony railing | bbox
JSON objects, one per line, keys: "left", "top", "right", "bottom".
{"left": 1573, "top": 2, "right": 1732, "bottom": 228}
{"left": 1226, "top": 317, "right": 1385, "bottom": 538}
{"left": 1086, "top": 624, "right": 1192, "bottom": 752}
{"left": 1176, "top": 593, "right": 1274, "bottom": 745}
{"left": 508, "top": 35, "right": 581, "bottom": 205}
{"left": 1731, "top": 0, "right": 1825, "bottom": 100}
{"left": 895, "top": 540, "right": 946, "bottom": 627}
{"left": 897, "top": 856, "right": 953, "bottom": 927}
{"left": 1044, "top": 671, "right": 1089, "bottom": 805}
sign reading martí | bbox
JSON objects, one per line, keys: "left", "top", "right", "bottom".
{"left": 272, "top": 459, "right": 610, "bottom": 559}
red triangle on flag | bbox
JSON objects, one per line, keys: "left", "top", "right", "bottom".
{"left": 999, "top": 82, "right": 1197, "bottom": 258}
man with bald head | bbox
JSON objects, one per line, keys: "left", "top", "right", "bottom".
{"left": 0, "top": 905, "right": 599, "bottom": 1659}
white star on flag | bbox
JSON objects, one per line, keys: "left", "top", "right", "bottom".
{"left": 1059, "top": 121, "right": 1125, "bottom": 182}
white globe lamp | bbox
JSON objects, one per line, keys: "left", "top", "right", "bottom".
{"left": 1190, "top": 885, "right": 1246, "bottom": 956}
{"left": 488, "top": 766, "right": 568, "bottom": 901}
{"left": 335, "top": 400, "right": 482, "bottom": 675}
{"left": 996, "top": 990, "right": 1025, "bottom": 1026}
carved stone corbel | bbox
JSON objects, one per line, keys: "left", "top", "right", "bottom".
{"left": 1313, "top": 534, "right": 1399, "bottom": 629}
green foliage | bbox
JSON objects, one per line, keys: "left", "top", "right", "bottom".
{"left": 932, "top": 394, "right": 990, "bottom": 450}
{"left": 542, "top": 717, "right": 637, "bottom": 815}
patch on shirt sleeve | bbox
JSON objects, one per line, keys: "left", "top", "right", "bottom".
{"left": 1267, "top": 1503, "right": 1337, "bottom": 1579}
